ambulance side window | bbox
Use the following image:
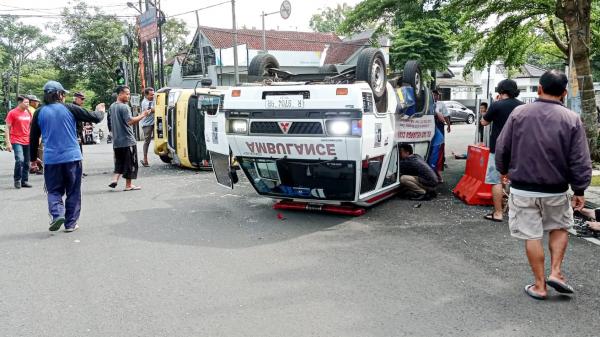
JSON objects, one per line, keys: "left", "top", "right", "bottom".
{"left": 382, "top": 146, "right": 399, "bottom": 187}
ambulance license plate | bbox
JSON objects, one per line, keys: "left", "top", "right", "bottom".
{"left": 265, "top": 95, "right": 304, "bottom": 109}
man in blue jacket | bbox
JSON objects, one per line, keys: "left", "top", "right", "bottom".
{"left": 30, "top": 81, "right": 105, "bottom": 232}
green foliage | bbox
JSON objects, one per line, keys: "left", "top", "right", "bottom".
{"left": 591, "top": 1, "right": 600, "bottom": 80}
{"left": 339, "top": 0, "right": 447, "bottom": 35}
{"left": 162, "top": 18, "right": 190, "bottom": 59}
{"left": 444, "top": 0, "right": 559, "bottom": 74}
{"left": 49, "top": 1, "right": 127, "bottom": 105}
{"left": 389, "top": 19, "right": 453, "bottom": 73}
{"left": 19, "top": 57, "right": 59, "bottom": 98}
{"left": 309, "top": 3, "right": 354, "bottom": 33}
{"left": 0, "top": 17, "right": 52, "bottom": 100}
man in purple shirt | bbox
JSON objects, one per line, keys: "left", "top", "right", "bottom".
{"left": 495, "top": 71, "right": 591, "bottom": 300}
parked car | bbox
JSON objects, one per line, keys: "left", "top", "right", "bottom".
{"left": 440, "top": 100, "right": 475, "bottom": 124}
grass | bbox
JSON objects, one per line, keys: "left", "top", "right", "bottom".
{"left": 592, "top": 175, "right": 600, "bottom": 187}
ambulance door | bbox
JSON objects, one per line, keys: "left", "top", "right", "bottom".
{"left": 201, "top": 94, "right": 234, "bottom": 189}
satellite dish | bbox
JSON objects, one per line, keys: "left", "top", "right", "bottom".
{"left": 280, "top": 0, "right": 291, "bottom": 20}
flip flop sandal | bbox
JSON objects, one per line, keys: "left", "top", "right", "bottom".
{"left": 124, "top": 186, "right": 142, "bottom": 191}
{"left": 546, "top": 279, "right": 574, "bottom": 294}
{"left": 140, "top": 160, "right": 150, "bottom": 167}
{"left": 108, "top": 181, "right": 118, "bottom": 188}
{"left": 484, "top": 213, "right": 503, "bottom": 222}
{"left": 524, "top": 285, "right": 546, "bottom": 300}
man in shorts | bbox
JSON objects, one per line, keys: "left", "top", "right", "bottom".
{"left": 481, "top": 79, "right": 523, "bottom": 222}
{"left": 108, "top": 85, "right": 149, "bottom": 191}
{"left": 495, "top": 70, "right": 591, "bottom": 300}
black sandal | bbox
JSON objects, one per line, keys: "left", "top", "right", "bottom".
{"left": 484, "top": 213, "right": 503, "bottom": 222}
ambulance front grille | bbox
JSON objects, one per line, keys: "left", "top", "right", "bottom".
{"left": 250, "top": 121, "right": 323, "bottom": 135}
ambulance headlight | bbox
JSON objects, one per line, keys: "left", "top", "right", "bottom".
{"left": 327, "top": 120, "right": 351, "bottom": 136}
{"left": 229, "top": 119, "right": 248, "bottom": 134}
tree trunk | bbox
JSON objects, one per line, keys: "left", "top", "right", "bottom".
{"left": 14, "top": 60, "right": 22, "bottom": 100}
{"left": 561, "top": 0, "right": 599, "bottom": 159}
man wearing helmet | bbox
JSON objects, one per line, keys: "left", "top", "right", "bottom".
{"left": 481, "top": 79, "right": 524, "bottom": 222}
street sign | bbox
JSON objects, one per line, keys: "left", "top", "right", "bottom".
{"left": 130, "top": 94, "right": 141, "bottom": 107}
{"left": 139, "top": 8, "right": 158, "bottom": 43}
{"left": 280, "top": 0, "right": 291, "bottom": 19}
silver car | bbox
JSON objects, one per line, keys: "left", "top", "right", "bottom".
{"left": 440, "top": 101, "right": 476, "bottom": 124}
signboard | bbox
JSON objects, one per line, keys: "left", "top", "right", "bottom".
{"left": 139, "top": 8, "right": 158, "bottom": 43}
{"left": 394, "top": 115, "right": 435, "bottom": 143}
{"left": 280, "top": 0, "right": 291, "bottom": 19}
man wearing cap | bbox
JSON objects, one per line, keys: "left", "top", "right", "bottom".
{"left": 495, "top": 70, "right": 591, "bottom": 299}
{"left": 30, "top": 81, "right": 105, "bottom": 232}
{"left": 27, "top": 95, "right": 44, "bottom": 174}
{"left": 4, "top": 95, "right": 31, "bottom": 189}
{"left": 27, "top": 95, "right": 40, "bottom": 116}
{"left": 480, "top": 79, "right": 523, "bottom": 222}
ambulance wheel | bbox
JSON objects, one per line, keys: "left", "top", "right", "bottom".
{"left": 402, "top": 60, "right": 424, "bottom": 100}
{"left": 356, "top": 48, "right": 387, "bottom": 101}
{"left": 319, "top": 64, "right": 337, "bottom": 74}
{"left": 159, "top": 154, "right": 172, "bottom": 164}
{"left": 248, "top": 53, "right": 280, "bottom": 77}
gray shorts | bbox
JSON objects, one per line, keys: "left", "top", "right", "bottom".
{"left": 142, "top": 125, "right": 154, "bottom": 141}
{"left": 508, "top": 193, "right": 573, "bottom": 240}
{"left": 485, "top": 153, "right": 501, "bottom": 185}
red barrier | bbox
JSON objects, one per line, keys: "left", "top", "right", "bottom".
{"left": 453, "top": 145, "right": 493, "bottom": 205}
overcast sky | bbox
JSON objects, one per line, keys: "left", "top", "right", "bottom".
{"left": 0, "top": 0, "right": 364, "bottom": 39}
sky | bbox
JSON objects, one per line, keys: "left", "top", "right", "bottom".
{"left": 0, "top": 0, "right": 364, "bottom": 39}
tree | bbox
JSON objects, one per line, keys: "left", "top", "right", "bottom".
{"left": 50, "top": 1, "right": 127, "bottom": 104}
{"left": 390, "top": 19, "right": 453, "bottom": 74}
{"left": 0, "top": 17, "right": 52, "bottom": 103}
{"left": 162, "top": 18, "right": 189, "bottom": 59}
{"left": 309, "top": 3, "right": 354, "bottom": 33}
{"left": 339, "top": 0, "right": 447, "bottom": 35}
{"left": 446, "top": 0, "right": 599, "bottom": 157}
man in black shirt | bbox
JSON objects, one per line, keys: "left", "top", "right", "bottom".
{"left": 481, "top": 79, "right": 524, "bottom": 221}
{"left": 399, "top": 144, "right": 438, "bottom": 200}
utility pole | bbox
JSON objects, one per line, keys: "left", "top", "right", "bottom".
{"left": 261, "top": 11, "right": 266, "bottom": 52}
{"left": 231, "top": 0, "right": 239, "bottom": 85}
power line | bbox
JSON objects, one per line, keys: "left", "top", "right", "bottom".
{"left": 167, "top": 1, "right": 230, "bottom": 18}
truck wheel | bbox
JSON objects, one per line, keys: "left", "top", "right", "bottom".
{"left": 319, "top": 64, "right": 337, "bottom": 74}
{"left": 159, "top": 154, "right": 172, "bottom": 164}
{"left": 248, "top": 54, "right": 280, "bottom": 77}
{"left": 402, "top": 60, "right": 424, "bottom": 101}
{"left": 356, "top": 48, "right": 387, "bottom": 101}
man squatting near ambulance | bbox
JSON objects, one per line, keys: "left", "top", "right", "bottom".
{"left": 30, "top": 81, "right": 105, "bottom": 232}
{"left": 495, "top": 70, "right": 591, "bottom": 300}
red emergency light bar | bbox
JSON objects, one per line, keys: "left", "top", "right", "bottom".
{"left": 273, "top": 200, "right": 366, "bottom": 216}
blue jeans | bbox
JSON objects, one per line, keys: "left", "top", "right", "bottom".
{"left": 12, "top": 143, "right": 30, "bottom": 183}
{"left": 44, "top": 161, "right": 82, "bottom": 229}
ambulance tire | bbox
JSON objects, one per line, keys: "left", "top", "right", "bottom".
{"left": 248, "top": 54, "right": 280, "bottom": 77}
{"left": 402, "top": 60, "right": 424, "bottom": 101}
{"left": 159, "top": 154, "right": 172, "bottom": 164}
{"left": 319, "top": 64, "right": 337, "bottom": 74}
{"left": 356, "top": 48, "right": 387, "bottom": 101}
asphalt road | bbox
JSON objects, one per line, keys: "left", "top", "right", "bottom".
{"left": 1, "top": 127, "right": 599, "bottom": 337}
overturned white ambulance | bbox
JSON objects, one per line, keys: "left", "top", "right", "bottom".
{"left": 205, "top": 48, "right": 436, "bottom": 215}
